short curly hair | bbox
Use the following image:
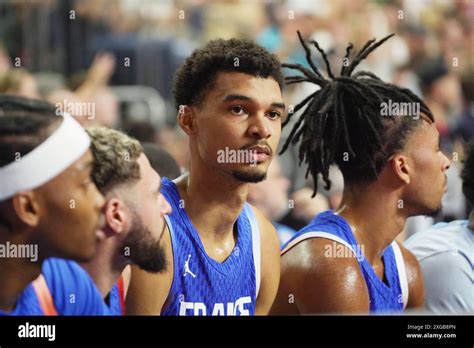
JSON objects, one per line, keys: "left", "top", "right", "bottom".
{"left": 173, "top": 38, "right": 284, "bottom": 110}
{"left": 461, "top": 141, "right": 474, "bottom": 206}
{"left": 86, "top": 127, "right": 143, "bottom": 194}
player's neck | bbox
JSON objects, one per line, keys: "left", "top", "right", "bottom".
{"left": 179, "top": 167, "right": 248, "bottom": 238}
{"left": 0, "top": 235, "right": 43, "bottom": 312}
{"left": 336, "top": 184, "right": 407, "bottom": 264}
{"left": 81, "top": 243, "right": 125, "bottom": 299}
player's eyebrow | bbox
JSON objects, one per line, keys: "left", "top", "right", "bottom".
{"left": 270, "top": 102, "right": 286, "bottom": 110}
{"left": 222, "top": 94, "right": 285, "bottom": 110}
{"left": 222, "top": 94, "right": 252, "bottom": 103}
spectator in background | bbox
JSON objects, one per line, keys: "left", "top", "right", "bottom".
{"left": 452, "top": 68, "right": 474, "bottom": 144}
{"left": 156, "top": 126, "right": 190, "bottom": 170}
{"left": 276, "top": 172, "right": 333, "bottom": 232}
{"left": 247, "top": 157, "right": 296, "bottom": 247}
{"left": 92, "top": 86, "right": 120, "bottom": 128}
{"left": 48, "top": 52, "right": 118, "bottom": 128}
{"left": 0, "top": 68, "right": 40, "bottom": 99}
{"left": 122, "top": 121, "right": 156, "bottom": 143}
{"left": 405, "top": 141, "right": 474, "bottom": 314}
{"left": 417, "top": 58, "right": 462, "bottom": 141}
{"left": 0, "top": 43, "right": 11, "bottom": 74}
{"left": 142, "top": 142, "right": 181, "bottom": 180}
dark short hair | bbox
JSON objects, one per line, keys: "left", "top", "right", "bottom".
{"left": 173, "top": 38, "right": 283, "bottom": 110}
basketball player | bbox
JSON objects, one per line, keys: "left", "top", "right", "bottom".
{"left": 126, "top": 38, "right": 284, "bottom": 315}
{"left": 81, "top": 127, "right": 171, "bottom": 315}
{"left": 0, "top": 95, "right": 108, "bottom": 315}
{"left": 405, "top": 141, "right": 474, "bottom": 314}
{"left": 270, "top": 33, "right": 451, "bottom": 314}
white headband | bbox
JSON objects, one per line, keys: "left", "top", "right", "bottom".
{"left": 0, "top": 113, "right": 91, "bottom": 200}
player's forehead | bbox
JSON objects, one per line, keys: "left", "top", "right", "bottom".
{"left": 207, "top": 71, "right": 283, "bottom": 104}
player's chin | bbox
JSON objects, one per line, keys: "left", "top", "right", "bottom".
{"left": 231, "top": 166, "right": 267, "bottom": 183}
{"left": 425, "top": 201, "right": 443, "bottom": 217}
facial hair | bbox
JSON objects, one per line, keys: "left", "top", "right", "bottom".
{"left": 121, "top": 211, "right": 167, "bottom": 273}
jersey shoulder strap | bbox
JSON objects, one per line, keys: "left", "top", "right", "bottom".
{"left": 391, "top": 241, "right": 409, "bottom": 309}
{"left": 32, "top": 274, "right": 58, "bottom": 316}
{"left": 244, "top": 203, "right": 261, "bottom": 296}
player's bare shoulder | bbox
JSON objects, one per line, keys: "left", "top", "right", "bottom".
{"left": 272, "top": 237, "right": 369, "bottom": 314}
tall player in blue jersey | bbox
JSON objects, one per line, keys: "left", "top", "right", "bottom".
{"left": 126, "top": 39, "right": 284, "bottom": 315}
{"left": 270, "top": 32, "right": 451, "bottom": 314}
{"left": 0, "top": 96, "right": 108, "bottom": 315}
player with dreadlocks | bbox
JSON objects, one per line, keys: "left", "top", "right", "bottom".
{"left": 270, "top": 32, "right": 451, "bottom": 314}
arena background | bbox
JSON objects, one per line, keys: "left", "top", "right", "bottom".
{"left": 1, "top": 0, "right": 471, "bottom": 239}
{"left": 0, "top": 0, "right": 472, "bottom": 345}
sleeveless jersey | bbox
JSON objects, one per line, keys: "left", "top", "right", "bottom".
{"left": 160, "top": 177, "right": 261, "bottom": 316}
{"left": 0, "top": 258, "right": 109, "bottom": 315}
{"left": 282, "top": 210, "right": 409, "bottom": 313}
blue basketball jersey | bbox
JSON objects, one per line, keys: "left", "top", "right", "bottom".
{"left": 282, "top": 210, "right": 408, "bottom": 313}
{"left": 160, "top": 177, "right": 261, "bottom": 316}
{"left": 0, "top": 258, "right": 109, "bottom": 316}
{"left": 106, "top": 282, "right": 123, "bottom": 315}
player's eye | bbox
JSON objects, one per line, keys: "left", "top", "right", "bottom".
{"left": 230, "top": 106, "right": 247, "bottom": 116}
{"left": 267, "top": 111, "right": 281, "bottom": 120}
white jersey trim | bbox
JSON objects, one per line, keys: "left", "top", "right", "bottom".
{"left": 281, "top": 231, "right": 356, "bottom": 255}
{"left": 391, "top": 241, "right": 409, "bottom": 309}
{"left": 246, "top": 205, "right": 261, "bottom": 297}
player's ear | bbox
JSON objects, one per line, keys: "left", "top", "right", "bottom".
{"left": 11, "top": 191, "right": 41, "bottom": 228}
{"left": 177, "top": 105, "right": 197, "bottom": 136}
{"left": 104, "top": 197, "right": 127, "bottom": 235}
{"left": 390, "top": 153, "right": 411, "bottom": 185}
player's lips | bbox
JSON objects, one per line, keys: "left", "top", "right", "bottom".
{"left": 248, "top": 145, "right": 271, "bottom": 155}
{"left": 248, "top": 145, "right": 271, "bottom": 162}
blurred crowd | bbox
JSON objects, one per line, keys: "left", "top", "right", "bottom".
{"left": 0, "top": 0, "right": 473, "bottom": 244}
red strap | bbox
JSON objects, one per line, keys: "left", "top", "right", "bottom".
{"left": 117, "top": 275, "right": 125, "bottom": 315}
{"left": 32, "top": 274, "right": 58, "bottom": 316}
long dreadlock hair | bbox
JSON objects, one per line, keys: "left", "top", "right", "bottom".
{"left": 281, "top": 31, "right": 434, "bottom": 196}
